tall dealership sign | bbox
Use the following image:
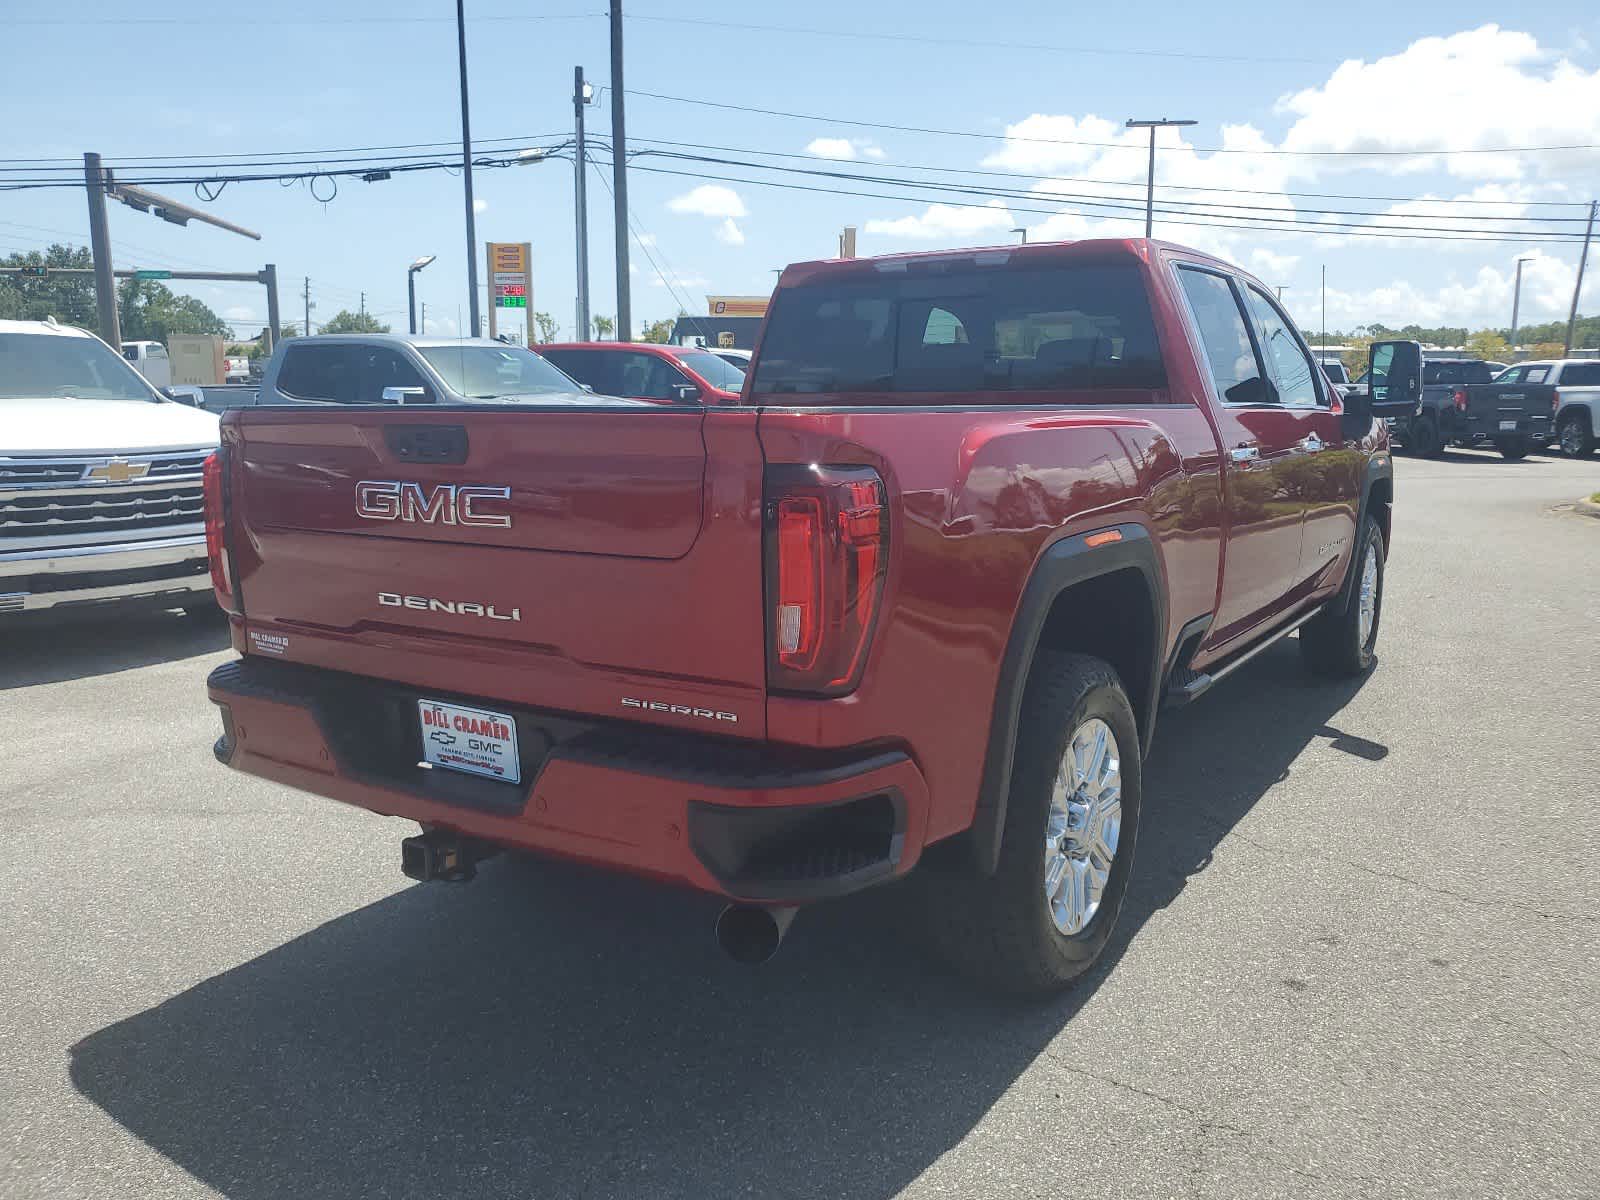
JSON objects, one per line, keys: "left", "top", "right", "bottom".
{"left": 486, "top": 241, "right": 533, "bottom": 344}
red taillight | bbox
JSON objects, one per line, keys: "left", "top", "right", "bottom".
{"left": 202, "top": 450, "right": 235, "bottom": 608}
{"left": 1452, "top": 388, "right": 1468, "bottom": 412}
{"left": 766, "top": 465, "right": 887, "bottom": 695}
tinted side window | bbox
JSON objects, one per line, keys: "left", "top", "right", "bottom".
{"left": 357, "top": 346, "right": 429, "bottom": 403}
{"left": 539, "top": 349, "right": 613, "bottom": 394}
{"left": 1241, "top": 287, "right": 1318, "bottom": 407}
{"left": 751, "top": 262, "right": 1166, "bottom": 400}
{"left": 1177, "top": 268, "right": 1268, "bottom": 406}
{"left": 1561, "top": 362, "right": 1600, "bottom": 385}
{"left": 1496, "top": 366, "right": 1526, "bottom": 384}
{"left": 614, "top": 353, "right": 691, "bottom": 401}
{"left": 275, "top": 344, "right": 359, "bottom": 403}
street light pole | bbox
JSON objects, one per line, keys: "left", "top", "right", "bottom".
{"left": 574, "top": 66, "right": 592, "bottom": 341}
{"left": 456, "top": 0, "right": 481, "bottom": 336}
{"left": 407, "top": 255, "right": 436, "bottom": 336}
{"left": 1124, "top": 118, "right": 1197, "bottom": 238}
{"left": 1010, "top": 226, "right": 1028, "bottom": 244}
{"left": 609, "top": 0, "right": 632, "bottom": 340}
{"left": 1510, "top": 257, "right": 1533, "bottom": 353}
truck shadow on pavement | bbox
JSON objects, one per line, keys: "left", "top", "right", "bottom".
{"left": 0, "top": 609, "right": 229, "bottom": 690}
{"left": 70, "top": 640, "right": 1382, "bottom": 1200}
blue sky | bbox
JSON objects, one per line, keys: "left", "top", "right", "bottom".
{"left": 4, "top": 1, "right": 1598, "bottom": 342}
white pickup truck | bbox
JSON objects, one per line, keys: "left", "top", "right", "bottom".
{"left": 1, "top": 319, "right": 221, "bottom": 617}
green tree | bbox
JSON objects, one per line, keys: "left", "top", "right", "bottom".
{"left": 0, "top": 245, "right": 99, "bottom": 331}
{"left": 533, "top": 311, "right": 560, "bottom": 343}
{"left": 116, "top": 277, "right": 231, "bottom": 343}
{"left": 640, "top": 317, "right": 675, "bottom": 344}
{"left": 592, "top": 314, "right": 615, "bottom": 340}
{"left": 318, "top": 309, "right": 391, "bottom": 335}
{"left": 1464, "top": 330, "right": 1509, "bottom": 360}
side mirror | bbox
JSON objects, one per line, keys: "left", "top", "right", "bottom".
{"left": 670, "top": 383, "right": 701, "bottom": 403}
{"left": 1367, "top": 340, "right": 1422, "bottom": 418}
{"left": 381, "top": 385, "right": 430, "bottom": 405}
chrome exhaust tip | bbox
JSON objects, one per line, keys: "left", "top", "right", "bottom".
{"left": 714, "top": 904, "right": 798, "bottom": 965}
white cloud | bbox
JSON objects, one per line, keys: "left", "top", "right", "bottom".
{"left": 637, "top": 232, "right": 657, "bottom": 247}
{"left": 806, "top": 137, "right": 857, "bottom": 160}
{"left": 1275, "top": 25, "right": 1600, "bottom": 180}
{"left": 865, "top": 199, "right": 1017, "bottom": 241}
{"left": 668, "top": 184, "right": 748, "bottom": 219}
{"left": 1319, "top": 251, "right": 1594, "bottom": 329}
{"left": 806, "top": 137, "right": 886, "bottom": 161}
{"left": 714, "top": 217, "right": 745, "bottom": 246}
{"left": 1250, "top": 248, "right": 1301, "bottom": 276}
{"left": 473, "top": 198, "right": 488, "bottom": 213}
{"left": 649, "top": 273, "right": 709, "bottom": 289}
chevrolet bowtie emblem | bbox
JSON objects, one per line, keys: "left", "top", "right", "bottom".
{"left": 86, "top": 459, "right": 150, "bottom": 483}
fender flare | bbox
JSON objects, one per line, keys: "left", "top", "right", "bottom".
{"left": 968, "top": 523, "right": 1167, "bottom": 875}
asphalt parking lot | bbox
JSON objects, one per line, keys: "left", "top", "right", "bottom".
{"left": 2, "top": 447, "right": 1597, "bottom": 1200}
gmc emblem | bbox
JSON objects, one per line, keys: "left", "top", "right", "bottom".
{"left": 355, "top": 480, "right": 512, "bottom": 528}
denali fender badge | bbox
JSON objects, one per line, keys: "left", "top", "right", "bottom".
{"left": 378, "top": 592, "right": 521, "bottom": 621}
{"left": 622, "top": 697, "right": 738, "bottom": 724}
{"left": 356, "top": 480, "right": 512, "bottom": 527}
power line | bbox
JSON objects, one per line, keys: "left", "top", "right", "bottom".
{"left": 623, "top": 134, "right": 1594, "bottom": 209}
{"left": 625, "top": 146, "right": 1596, "bottom": 230}
{"left": 606, "top": 157, "right": 1593, "bottom": 245}
{"left": 588, "top": 157, "right": 715, "bottom": 339}
{"left": 10, "top": 11, "right": 598, "bottom": 26}
{"left": 624, "top": 89, "right": 1600, "bottom": 157}
{"left": 626, "top": 13, "right": 1322, "bottom": 65}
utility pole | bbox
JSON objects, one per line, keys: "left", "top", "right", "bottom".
{"left": 360, "top": 291, "right": 366, "bottom": 324}
{"left": 303, "top": 276, "right": 313, "bottom": 336}
{"left": 263, "top": 263, "right": 281, "bottom": 350}
{"left": 1125, "top": 118, "right": 1196, "bottom": 238}
{"left": 1564, "top": 200, "right": 1596, "bottom": 356}
{"left": 1510, "top": 257, "right": 1532, "bottom": 352}
{"left": 1276, "top": 285, "right": 1287, "bottom": 300}
{"left": 574, "top": 65, "right": 592, "bottom": 341}
{"left": 83, "top": 152, "right": 121, "bottom": 347}
{"left": 456, "top": 0, "right": 481, "bottom": 336}
{"left": 1320, "top": 265, "right": 1326, "bottom": 353}
{"left": 609, "top": 1, "right": 632, "bottom": 340}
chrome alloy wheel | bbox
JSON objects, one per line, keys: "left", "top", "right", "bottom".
{"left": 1357, "top": 541, "right": 1380, "bottom": 648}
{"left": 1043, "top": 718, "right": 1122, "bottom": 936}
{"left": 1560, "top": 420, "right": 1584, "bottom": 457}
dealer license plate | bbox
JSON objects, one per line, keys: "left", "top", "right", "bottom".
{"left": 418, "top": 699, "right": 521, "bottom": 784}
{"left": 1499, "top": 420, "right": 1518, "bottom": 431}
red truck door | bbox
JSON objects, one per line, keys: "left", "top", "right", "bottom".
{"left": 1236, "top": 284, "right": 1361, "bottom": 602}
{"left": 1173, "top": 265, "right": 1315, "bottom": 649}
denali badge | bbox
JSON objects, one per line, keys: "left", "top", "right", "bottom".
{"left": 621, "top": 697, "right": 738, "bottom": 724}
{"left": 378, "top": 592, "right": 521, "bottom": 622}
{"left": 356, "top": 480, "right": 512, "bottom": 528}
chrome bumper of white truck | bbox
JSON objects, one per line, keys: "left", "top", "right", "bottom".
{"left": 0, "top": 533, "right": 211, "bottom": 614}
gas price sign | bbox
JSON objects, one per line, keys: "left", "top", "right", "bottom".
{"left": 485, "top": 241, "right": 533, "bottom": 343}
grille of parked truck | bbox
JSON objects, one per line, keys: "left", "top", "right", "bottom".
{"left": 203, "top": 239, "right": 1396, "bottom": 993}
{"left": 1, "top": 319, "right": 220, "bottom": 616}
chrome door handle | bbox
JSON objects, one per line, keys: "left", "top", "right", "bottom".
{"left": 1298, "top": 433, "right": 1325, "bottom": 454}
{"left": 1230, "top": 445, "right": 1260, "bottom": 463}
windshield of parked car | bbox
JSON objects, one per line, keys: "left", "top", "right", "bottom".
{"left": 0, "top": 332, "right": 162, "bottom": 401}
{"left": 751, "top": 260, "right": 1166, "bottom": 400}
{"left": 417, "top": 344, "right": 580, "bottom": 399}
{"left": 1321, "top": 361, "right": 1349, "bottom": 383}
{"left": 675, "top": 349, "right": 746, "bottom": 391}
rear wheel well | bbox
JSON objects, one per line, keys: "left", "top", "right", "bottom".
{"left": 1032, "top": 568, "right": 1157, "bottom": 746}
{"left": 1559, "top": 406, "right": 1592, "bottom": 432}
{"left": 1368, "top": 476, "right": 1393, "bottom": 552}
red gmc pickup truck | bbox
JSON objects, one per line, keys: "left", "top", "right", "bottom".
{"left": 204, "top": 239, "right": 1394, "bottom": 994}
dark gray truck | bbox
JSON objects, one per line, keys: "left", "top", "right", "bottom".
{"left": 1370, "top": 352, "right": 1552, "bottom": 460}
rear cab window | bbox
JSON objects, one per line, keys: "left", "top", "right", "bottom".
{"left": 275, "top": 344, "right": 360, "bottom": 403}
{"left": 1558, "top": 362, "right": 1600, "bottom": 386}
{"left": 750, "top": 256, "right": 1167, "bottom": 402}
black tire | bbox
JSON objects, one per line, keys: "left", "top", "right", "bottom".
{"left": 926, "top": 652, "right": 1142, "bottom": 995}
{"left": 1300, "top": 515, "right": 1384, "bottom": 677}
{"left": 1412, "top": 415, "right": 1444, "bottom": 459}
{"left": 1558, "top": 414, "right": 1595, "bottom": 459}
{"left": 1494, "top": 436, "right": 1529, "bottom": 460}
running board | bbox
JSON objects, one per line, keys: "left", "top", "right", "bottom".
{"left": 1163, "top": 609, "right": 1318, "bottom": 708}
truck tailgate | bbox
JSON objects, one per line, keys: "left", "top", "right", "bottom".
{"left": 1467, "top": 383, "right": 1553, "bottom": 428}
{"left": 224, "top": 406, "right": 769, "bottom": 736}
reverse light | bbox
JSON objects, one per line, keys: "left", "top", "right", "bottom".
{"left": 766, "top": 465, "right": 887, "bottom": 696}
{"left": 202, "top": 449, "right": 241, "bottom": 614}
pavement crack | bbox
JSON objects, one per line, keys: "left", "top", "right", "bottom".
{"left": 1042, "top": 1055, "right": 1245, "bottom": 1134}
